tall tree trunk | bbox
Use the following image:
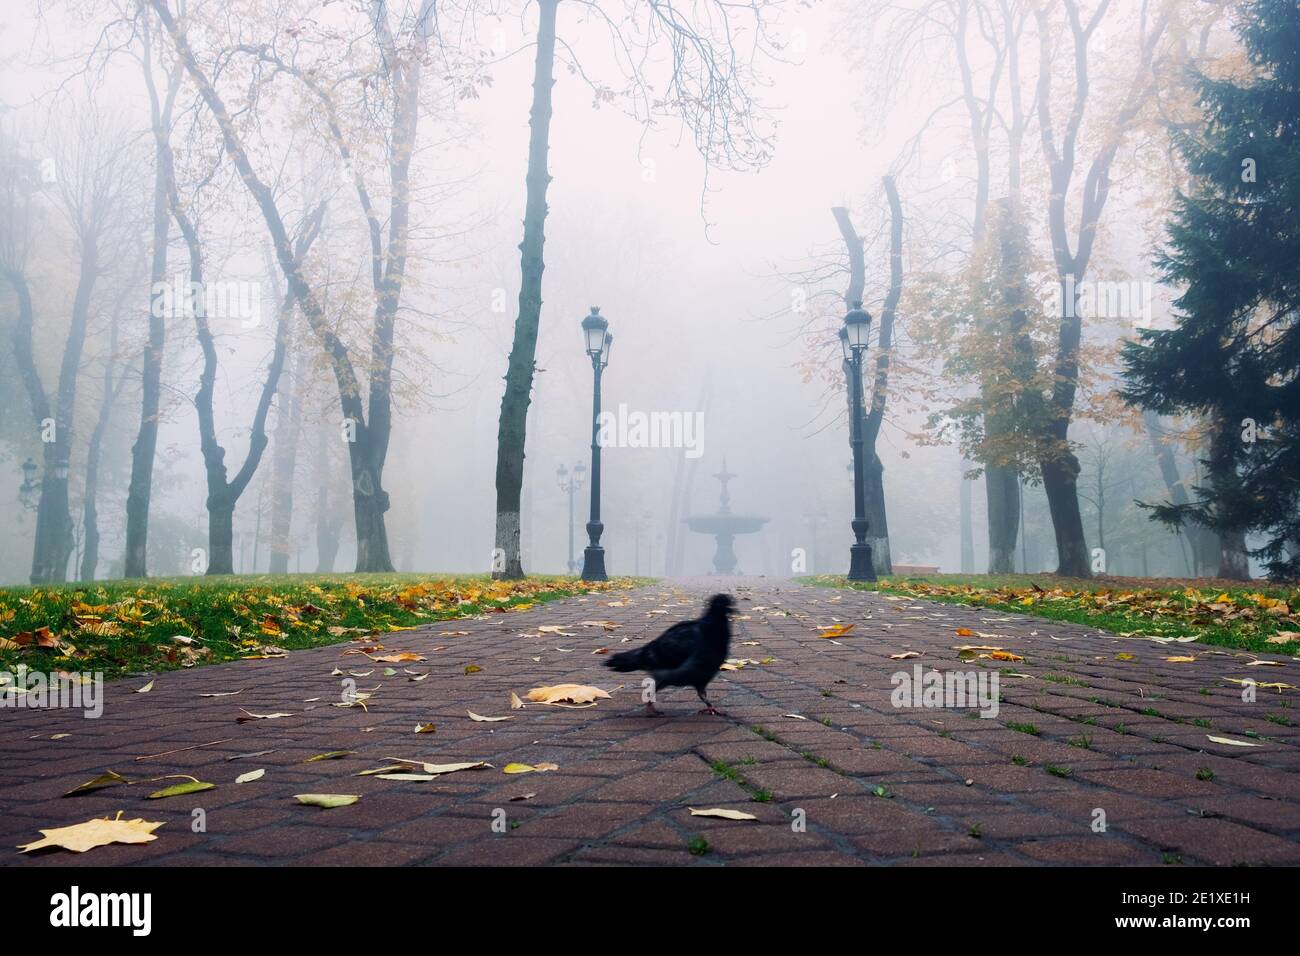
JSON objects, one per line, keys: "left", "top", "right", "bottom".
{"left": 863, "top": 453, "right": 891, "bottom": 575}
{"left": 1030, "top": 3, "right": 1169, "bottom": 579}
{"left": 124, "top": 26, "right": 181, "bottom": 579}
{"left": 150, "top": 0, "right": 390, "bottom": 576}
{"left": 986, "top": 468, "right": 1019, "bottom": 573}
{"left": 959, "top": 460, "right": 975, "bottom": 572}
{"left": 1143, "top": 411, "right": 1220, "bottom": 576}
{"left": 860, "top": 176, "right": 904, "bottom": 576}
{"left": 10, "top": 225, "right": 98, "bottom": 583}
{"left": 493, "top": 0, "right": 559, "bottom": 580}
{"left": 1209, "top": 419, "right": 1251, "bottom": 580}
{"left": 1038, "top": 270, "right": 1091, "bottom": 578}
{"left": 1219, "top": 529, "right": 1250, "bottom": 581}
{"left": 207, "top": 497, "right": 235, "bottom": 575}
{"left": 171, "top": 191, "right": 318, "bottom": 578}
{"left": 985, "top": 200, "right": 1034, "bottom": 574}
{"left": 313, "top": 422, "right": 344, "bottom": 572}
{"left": 1042, "top": 449, "right": 1090, "bottom": 577}
{"left": 268, "top": 316, "right": 304, "bottom": 574}
{"left": 81, "top": 309, "right": 121, "bottom": 581}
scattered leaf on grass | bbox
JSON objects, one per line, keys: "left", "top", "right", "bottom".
{"left": 890, "top": 651, "right": 921, "bottom": 660}
{"left": 465, "top": 664, "right": 482, "bottom": 675}
{"left": 235, "top": 769, "right": 264, "bottom": 784}
{"left": 468, "top": 711, "right": 512, "bottom": 722}
{"left": 414, "top": 723, "right": 437, "bottom": 734}
{"left": 510, "top": 691, "right": 525, "bottom": 710}
{"left": 18, "top": 813, "right": 165, "bottom": 854}
{"left": 135, "top": 681, "right": 154, "bottom": 694}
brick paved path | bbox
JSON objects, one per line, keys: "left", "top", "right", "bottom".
{"left": 3, "top": 578, "right": 1299, "bottom": 866}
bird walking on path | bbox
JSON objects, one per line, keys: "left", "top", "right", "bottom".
{"left": 603, "top": 593, "right": 735, "bottom": 715}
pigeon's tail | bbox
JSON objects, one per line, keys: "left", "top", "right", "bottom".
{"left": 603, "top": 648, "right": 646, "bottom": 672}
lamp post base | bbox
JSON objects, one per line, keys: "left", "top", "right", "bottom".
{"left": 848, "top": 542, "right": 876, "bottom": 582}
{"left": 581, "top": 546, "right": 607, "bottom": 582}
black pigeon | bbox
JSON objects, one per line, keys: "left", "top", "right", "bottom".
{"left": 604, "top": 593, "right": 735, "bottom": 715}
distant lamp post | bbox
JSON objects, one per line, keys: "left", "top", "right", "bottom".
{"left": 19, "top": 457, "right": 38, "bottom": 511}
{"left": 840, "top": 301, "right": 875, "bottom": 581}
{"left": 581, "top": 307, "right": 611, "bottom": 581}
{"left": 556, "top": 461, "right": 586, "bottom": 574}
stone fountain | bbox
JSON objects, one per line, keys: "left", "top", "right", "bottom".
{"left": 683, "top": 461, "right": 769, "bottom": 575}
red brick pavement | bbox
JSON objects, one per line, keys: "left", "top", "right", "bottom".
{"left": 2, "top": 578, "right": 1298, "bottom": 866}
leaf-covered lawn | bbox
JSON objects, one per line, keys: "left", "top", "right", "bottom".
{"left": 0, "top": 573, "right": 634, "bottom": 680}
{"left": 807, "top": 573, "right": 1300, "bottom": 655}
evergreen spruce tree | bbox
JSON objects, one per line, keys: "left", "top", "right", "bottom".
{"left": 1123, "top": 0, "right": 1300, "bottom": 579}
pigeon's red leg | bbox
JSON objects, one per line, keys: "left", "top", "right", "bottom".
{"left": 696, "top": 690, "right": 726, "bottom": 716}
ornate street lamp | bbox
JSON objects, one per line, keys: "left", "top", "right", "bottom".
{"left": 841, "top": 301, "right": 876, "bottom": 581}
{"left": 556, "top": 461, "right": 586, "bottom": 573}
{"left": 580, "top": 307, "right": 611, "bottom": 581}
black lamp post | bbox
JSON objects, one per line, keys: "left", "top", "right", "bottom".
{"left": 580, "top": 307, "right": 611, "bottom": 581}
{"left": 556, "top": 461, "right": 586, "bottom": 573}
{"left": 840, "top": 301, "right": 876, "bottom": 581}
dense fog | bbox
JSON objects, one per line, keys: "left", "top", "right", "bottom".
{"left": 0, "top": 0, "right": 1287, "bottom": 585}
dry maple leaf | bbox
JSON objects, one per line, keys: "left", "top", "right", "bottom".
{"left": 525, "top": 683, "right": 611, "bottom": 705}
{"left": 19, "top": 812, "right": 165, "bottom": 854}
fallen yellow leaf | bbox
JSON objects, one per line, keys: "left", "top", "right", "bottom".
{"left": 525, "top": 683, "right": 611, "bottom": 705}
{"left": 688, "top": 808, "right": 757, "bottom": 821}
{"left": 18, "top": 813, "right": 165, "bottom": 854}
